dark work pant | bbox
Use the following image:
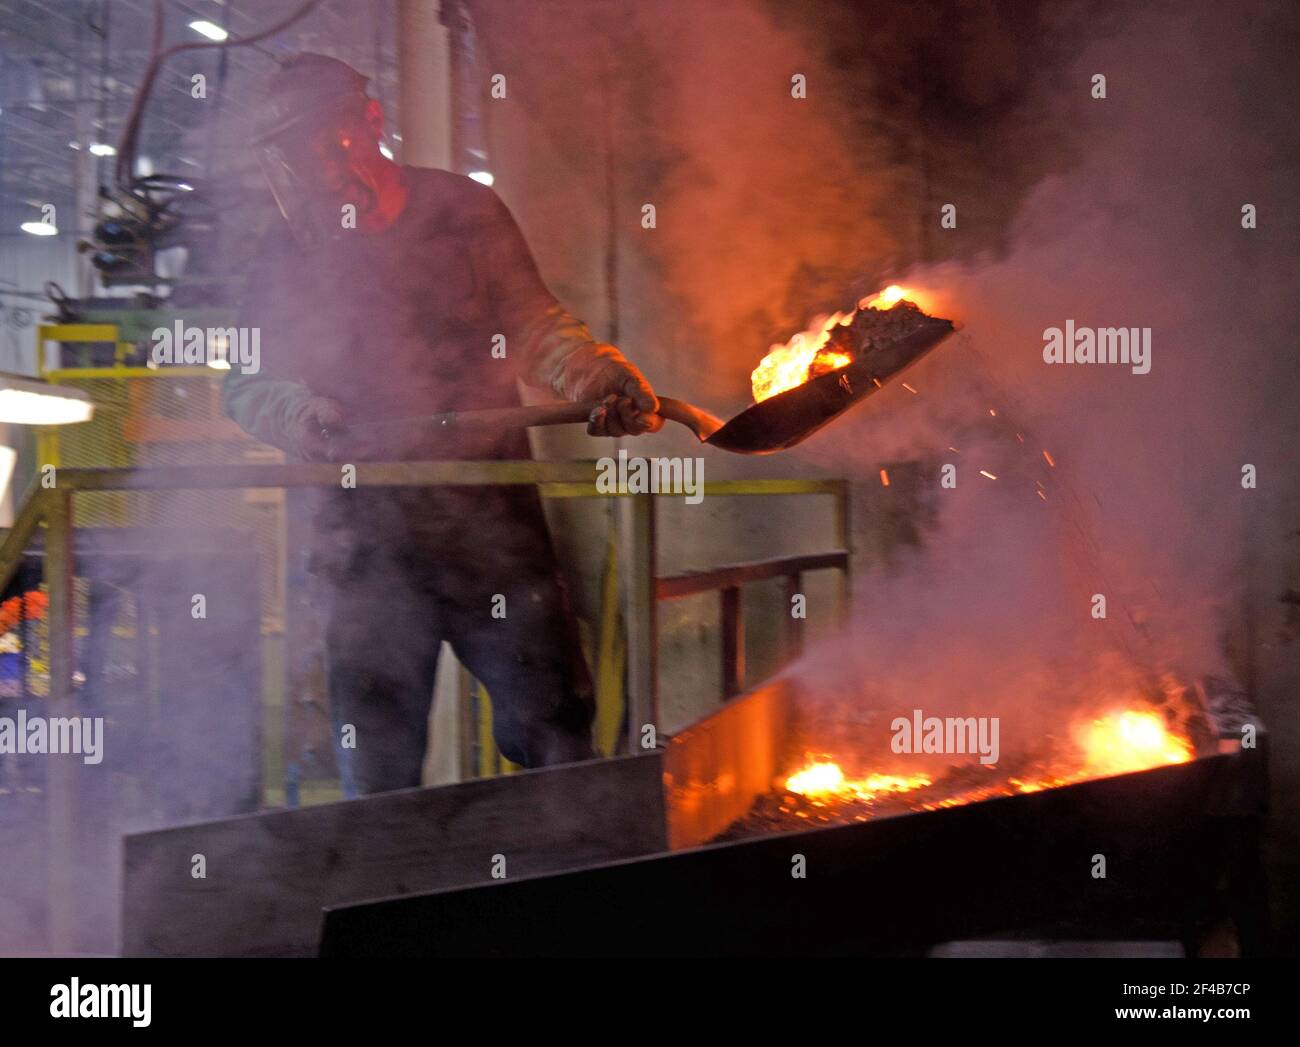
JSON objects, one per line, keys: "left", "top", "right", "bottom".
{"left": 314, "top": 486, "right": 596, "bottom": 795}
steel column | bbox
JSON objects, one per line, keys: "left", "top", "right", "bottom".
{"left": 620, "top": 492, "right": 656, "bottom": 750}
{"left": 43, "top": 486, "right": 76, "bottom": 953}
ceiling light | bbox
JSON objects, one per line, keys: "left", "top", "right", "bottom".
{"left": 468, "top": 170, "right": 494, "bottom": 186}
{"left": 20, "top": 222, "right": 57, "bottom": 236}
{"left": 188, "top": 20, "right": 229, "bottom": 41}
{"left": 0, "top": 375, "right": 93, "bottom": 425}
{"left": 0, "top": 447, "right": 16, "bottom": 524}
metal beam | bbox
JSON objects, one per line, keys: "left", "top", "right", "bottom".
{"left": 55, "top": 460, "right": 603, "bottom": 491}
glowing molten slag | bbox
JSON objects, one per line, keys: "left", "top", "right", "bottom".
{"left": 1076, "top": 709, "right": 1193, "bottom": 776}
{"left": 749, "top": 284, "right": 926, "bottom": 403}
{"left": 777, "top": 707, "right": 1194, "bottom": 823}
{"left": 784, "top": 761, "right": 931, "bottom": 801}
{"left": 785, "top": 761, "right": 845, "bottom": 794}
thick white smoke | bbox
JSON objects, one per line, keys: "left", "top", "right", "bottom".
{"left": 785, "top": 2, "right": 1299, "bottom": 760}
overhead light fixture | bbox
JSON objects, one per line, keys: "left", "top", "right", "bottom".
{"left": 20, "top": 221, "right": 57, "bottom": 237}
{"left": 468, "top": 170, "right": 494, "bottom": 186}
{"left": 206, "top": 332, "right": 231, "bottom": 369}
{"left": 379, "top": 143, "right": 394, "bottom": 160}
{"left": 88, "top": 142, "right": 116, "bottom": 157}
{"left": 188, "top": 20, "right": 229, "bottom": 41}
{"left": 0, "top": 445, "right": 16, "bottom": 528}
{"left": 0, "top": 375, "right": 94, "bottom": 425}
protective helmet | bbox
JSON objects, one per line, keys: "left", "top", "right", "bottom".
{"left": 252, "top": 53, "right": 372, "bottom": 246}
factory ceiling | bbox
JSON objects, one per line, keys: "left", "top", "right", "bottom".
{"left": 0, "top": 1, "right": 399, "bottom": 253}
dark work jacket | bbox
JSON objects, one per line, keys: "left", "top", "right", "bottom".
{"left": 224, "top": 167, "right": 627, "bottom": 576}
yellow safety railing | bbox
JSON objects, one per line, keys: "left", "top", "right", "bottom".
{"left": 0, "top": 462, "right": 850, "bottom": 741}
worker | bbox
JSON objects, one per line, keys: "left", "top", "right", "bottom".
{"left": 225, "top": 53, "right": 661, "bottom": 794}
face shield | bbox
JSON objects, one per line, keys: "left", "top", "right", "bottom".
{"left": 252, "top": 96, "right": 370, "bottom": 249}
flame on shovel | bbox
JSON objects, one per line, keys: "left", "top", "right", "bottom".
{"left": 750, "top": 285, "right": 936, "bottom": 402}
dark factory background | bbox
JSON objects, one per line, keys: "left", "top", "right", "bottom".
{"left": 0, "top": 0, "right": 1296, "bottom": 962}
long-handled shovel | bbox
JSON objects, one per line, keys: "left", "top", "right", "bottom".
{"left": 331, "top": 302, "right": 954, "bottom": 456}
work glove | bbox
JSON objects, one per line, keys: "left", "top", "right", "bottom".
{"left": 287, "top": 396, "right": 346, "bottom": 461}
{"left": 578, "top": 357, "right": 663, "bottom": 438}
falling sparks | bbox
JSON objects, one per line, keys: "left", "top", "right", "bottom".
{"left": 980, "top": 470, "right": 997, "bottom": 480}
{"left": 901, "top": 382, "right": 918, "bottom": 394}
{"left": 1042, "top": 449, "right": 1056, "bottom": 468}
{"left": 879, "top": 468, "right": 890, "bottom": 487}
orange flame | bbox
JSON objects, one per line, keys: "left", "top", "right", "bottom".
{"left": 750, "top": 312, "right": 854, "bottom": 402}
{"left": 863, "top": 284, "right": 908, "bottom": 309}
{"left": 778, "top": 706, "right": 1193, "bottom": 823}
{"left": 784, "top": 761, "right": 931, "bottom": 801}
{"left": 1074, "top": 709, "right": 1193, "bottom": 776}
{"left": 750, "top": 285, "right": 929, "bottom": 402}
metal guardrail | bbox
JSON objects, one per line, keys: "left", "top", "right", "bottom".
{"left": 656, "top": 549, "right": 849, "bottom": 698}
{"left": 0, "top": 462, "right": 851, "bottom": 725}
{"left": 0, "top": 460, "right": 849, "bottom": 955}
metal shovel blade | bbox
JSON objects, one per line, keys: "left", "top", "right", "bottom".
{"left": 701, "top": 310, "right": 955, "bottom": 454}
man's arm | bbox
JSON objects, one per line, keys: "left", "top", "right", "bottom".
{"left": 476, "top": 185, "right": 660, "bottom": 436}
{"left": 223, "top": 367, "right": 336, "bottom": 457}
{"left": 224, "top": 233, "right": 344, "bottom": 460}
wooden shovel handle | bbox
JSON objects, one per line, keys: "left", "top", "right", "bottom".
{"left": 499, "top": 397, "right": 723, "bottom": 441}
{"left": 338, "top": 396, "right": 725, "bottom": 442}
